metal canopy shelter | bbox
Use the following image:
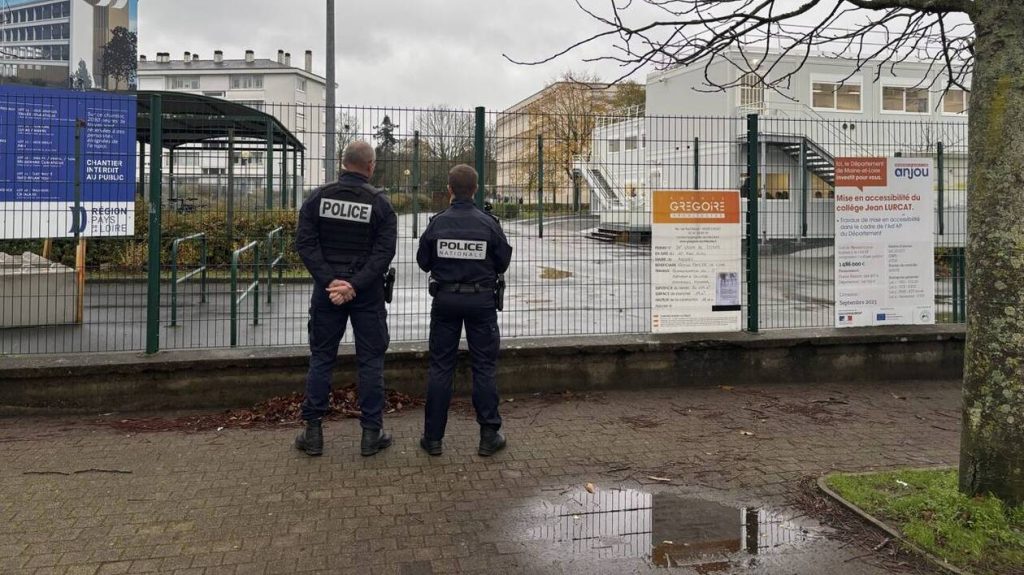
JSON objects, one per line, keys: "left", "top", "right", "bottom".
{"left": 135, "top": 90, "right": 305, "bottom": 211}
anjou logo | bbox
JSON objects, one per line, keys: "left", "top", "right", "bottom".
{"left": 894, "top": 166, "right": 930, "bottom": 180}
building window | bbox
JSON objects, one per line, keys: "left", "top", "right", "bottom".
{"left": 608, "top": 138, "right": 621, "bottom": 153}
{"left": 882, "top": 86, "right": 929, "bottom": 113}
{"left": 230, "top": 74, "right": 264, "bottom": 90}
{"left": 232, "top": 100, "right": 265, "bottom": 111}
{"left": 624, "top": 136, "right": 638, "bottom": 151}
{"left": 203, "top": 91, "right": 225, "bottom": 98}
{"left": 169, "top": 76, "right": 200, "bottom": 90}
{"left": 296, "top": 78, "right": 307, "bottom": 92}
{"left": 812, "top": 82, "right": 862, "bottom": 112}
{"left": 739, "top": 72, "right": 765, "bottom": 111}
{"left": 296, "top": 107, "right": 306, "bottom": 133}
{"left": 943, "top": 89, "right": 969, "bottom": 115}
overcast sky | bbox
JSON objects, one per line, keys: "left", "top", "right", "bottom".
{"left": 138, "top": 0, "right": 655, "bottom": 110}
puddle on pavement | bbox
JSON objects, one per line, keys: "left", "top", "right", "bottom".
{"left": 525, "top": 488, "right": 814, "bottom": 572}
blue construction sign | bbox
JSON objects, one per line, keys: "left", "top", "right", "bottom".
{"left": 0, "top": 85, "right": 137, "bottom": 239}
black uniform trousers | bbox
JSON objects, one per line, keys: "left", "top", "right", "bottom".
{"left": 301, "top": 285, "right": 389, "bottom": 429}
{"left": 424, "top": 290, "right": 502, "bottom": 441}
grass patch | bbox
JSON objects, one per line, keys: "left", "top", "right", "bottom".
{"left": 825, "top": 469, "right": 1024, "bottom": 575}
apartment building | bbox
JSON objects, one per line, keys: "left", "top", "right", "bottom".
{"left": 0, "top": 0, "right": 134, "bottom": 89}
{"left": 137, "top": 49, "right": 328, "bottom": 198}
{"left": 495, "top": 80, "right": 627, "bottom": 206}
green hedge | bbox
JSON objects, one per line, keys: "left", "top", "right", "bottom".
{"left": 0, "top": 199, "right": 300, "bottom": 271}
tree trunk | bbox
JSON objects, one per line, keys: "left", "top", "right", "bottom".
{"left": 959, "top": 2, "right": 1024, "bottom": 506}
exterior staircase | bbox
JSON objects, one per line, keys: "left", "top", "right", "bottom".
{"left": 573, "top": 162, "right": 627, "bottom": 210}
{"left": 763, "top": 134, "right": 836, "bottom": 185}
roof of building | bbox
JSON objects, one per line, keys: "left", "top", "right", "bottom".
{"left": 136, "top": 90, "right": 304, "bottom": 151}
{"left": 139, "top": 59, "right": 326, "bottom": 83}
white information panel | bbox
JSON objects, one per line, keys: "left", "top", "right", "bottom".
{"left": 834, "top": 157, "right": 935, "bottom": 328}
{"left": 651, "top": 190, "right": 743, "bottom": 333}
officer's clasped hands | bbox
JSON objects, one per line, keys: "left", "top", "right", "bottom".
{"left": 326, "top": 279, "right": 356, "bottom": 306}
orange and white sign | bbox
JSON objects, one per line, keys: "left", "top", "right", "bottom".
{"left": 650, "top": 189, "right": 742, "bottom": 334}
{"left": 652, "top": 191, "right": 741, "bottom": 225}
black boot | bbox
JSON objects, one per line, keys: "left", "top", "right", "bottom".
{"left": 419, "top": 436, "right": 443, "bottom": 456}
{"left": 361, "top": 428, "right": 393, "bottom": 456}
{"left": 294, "top": 419, "right": 323, "bottom": 456}
{"left": 478, "top": 427, "right": 506, "bottom": 457}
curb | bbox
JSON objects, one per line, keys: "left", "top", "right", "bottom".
{"left": 0, "top": 326, "right": 966, "bottom": 413}
{"left": 816, "top": 470, "right": 972, "bottom": 575}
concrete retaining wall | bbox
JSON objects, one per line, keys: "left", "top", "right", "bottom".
{"left": 0, "top": 326, "right": 965, "bottom": 413}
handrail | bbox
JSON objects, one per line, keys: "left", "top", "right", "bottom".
{"left": 230, "top": 241, "right": 260, "bottom": 347}
{"left": 738, "top": 101, "right": 874, "bottom": 157}
{"left": 265, "top": 227, "right": 285, "bottom": 304}
{"left": 169, "top": 233, "right": 207, "bottom": 327}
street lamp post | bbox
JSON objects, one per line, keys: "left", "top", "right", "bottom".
{"left": 324, "top": 0, "right": 337, "bottom": 183}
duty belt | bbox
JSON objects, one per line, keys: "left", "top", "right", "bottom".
{"left": 437, "top": 281, "right": 493, "bottom": 294}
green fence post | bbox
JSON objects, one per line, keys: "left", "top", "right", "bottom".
{"left": 693, "top": 137, "right": 700, "bottom": 190}
{"left": 800, "top": 139, "right": 808, "bottom": 238}
{"left": 230, "top": 250, "right": 238, "bottom": 347}
{"left": 168, "top": 148, "right": 175, "bottom": 201}
{"left": 937, "top": 141, "right": 945, "bottom": 236}
{"left": 73, "top": 120, "right": 83, "bottom": 238}
{"left": 138, "top": 140, "right": 146, "bottom": 198}
{"left": 281, "top": 144, "right": 288, "bottom": 209}
{"left": 265, "top": 122, "right": 274, "bottom": 210}
{"left": 292, "top": 147, "right": 299, "bottom": 209}
{"left": 746, "top": 114, "right": 760, "bottom": 333}
{"left": 200, "top": 235, "right": 207, "bottom": 304}
{"left": 952, "top": 250, "right": 961, "bottom": 323}
{"left": 145, "top": 94, "right": 163, "bottom": 354}
{"left": 474, "top": 107, "right": 486, "bottom": 208}
{"left": 170, "top": 240, "right": 179, "bottom": 327}
{"left": 227, "top": 129, "right": 235, "bottom": 241}
{"left": 959, "top": 248, "right": 967, "bottom": 321}
{"left": 412, "top": 130, "right": 421, "bottom": 239}
{"left": 537, "top": 134, "right": 544, "bottom": 239}
{"left": 253, "top": 244, "right": 260, "bottom": 327}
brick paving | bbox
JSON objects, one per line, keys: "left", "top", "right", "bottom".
{"left": 0, "top": 380, "right": 961, "bottom": 574}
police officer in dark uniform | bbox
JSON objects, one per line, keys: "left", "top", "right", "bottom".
{"left": 416, "top": 165, "right": 513, "bottom": 457}
{"left": 294, "top": 140, "right": 397, "bottom": 457}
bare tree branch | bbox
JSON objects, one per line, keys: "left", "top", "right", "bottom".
{"left": 507, "top": 0, "right": 974, "bottom": 96}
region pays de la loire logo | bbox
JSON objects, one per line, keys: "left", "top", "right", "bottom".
{"left": 68, "top": 206, "right": 87, "bottom": 234}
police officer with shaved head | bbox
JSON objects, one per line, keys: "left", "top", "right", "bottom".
{"left": 417, "top": 164, "right": 513, "bottom": 457}
{"left": 294, "top": 140, "right": 397, "bottom": 457}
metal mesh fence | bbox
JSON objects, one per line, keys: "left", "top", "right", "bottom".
{"left": 0, "top": 93, "right": 968, "bottom": 354}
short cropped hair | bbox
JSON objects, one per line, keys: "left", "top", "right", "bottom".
{"left": 448, "top": 164, "right": 478, "bottom": 199}
{"left": 342, "top": 140, "right": 375, "bottom": 170}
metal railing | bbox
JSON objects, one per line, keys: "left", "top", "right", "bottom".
{"left": 265, "top": 226, "right": 285, "bottom": 304}
{"left": 229, "top": 241, "right": 260, "bottom": 347}
{"left": 169, "top": 233, "right": 207, "bottom": 327}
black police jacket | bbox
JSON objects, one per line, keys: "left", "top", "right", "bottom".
{"left": 295, "top": 171, "right": 397, "bottom": 293}
{"left": 416, "top": 198, "right": 513, "bottom": 285}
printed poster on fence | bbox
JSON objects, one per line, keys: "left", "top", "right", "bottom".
{"left": 0, "top": 85, "right": 137, "bottom": 239}
{"left": 834, "top": 157, "right": 935, "bottom": 328}
{"left": 651, "top": 190, "right": 742, "bottom": 333}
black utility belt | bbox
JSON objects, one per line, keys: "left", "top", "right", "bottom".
{"left": 432, "top": 282, "right": 494, "bottom": 295}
